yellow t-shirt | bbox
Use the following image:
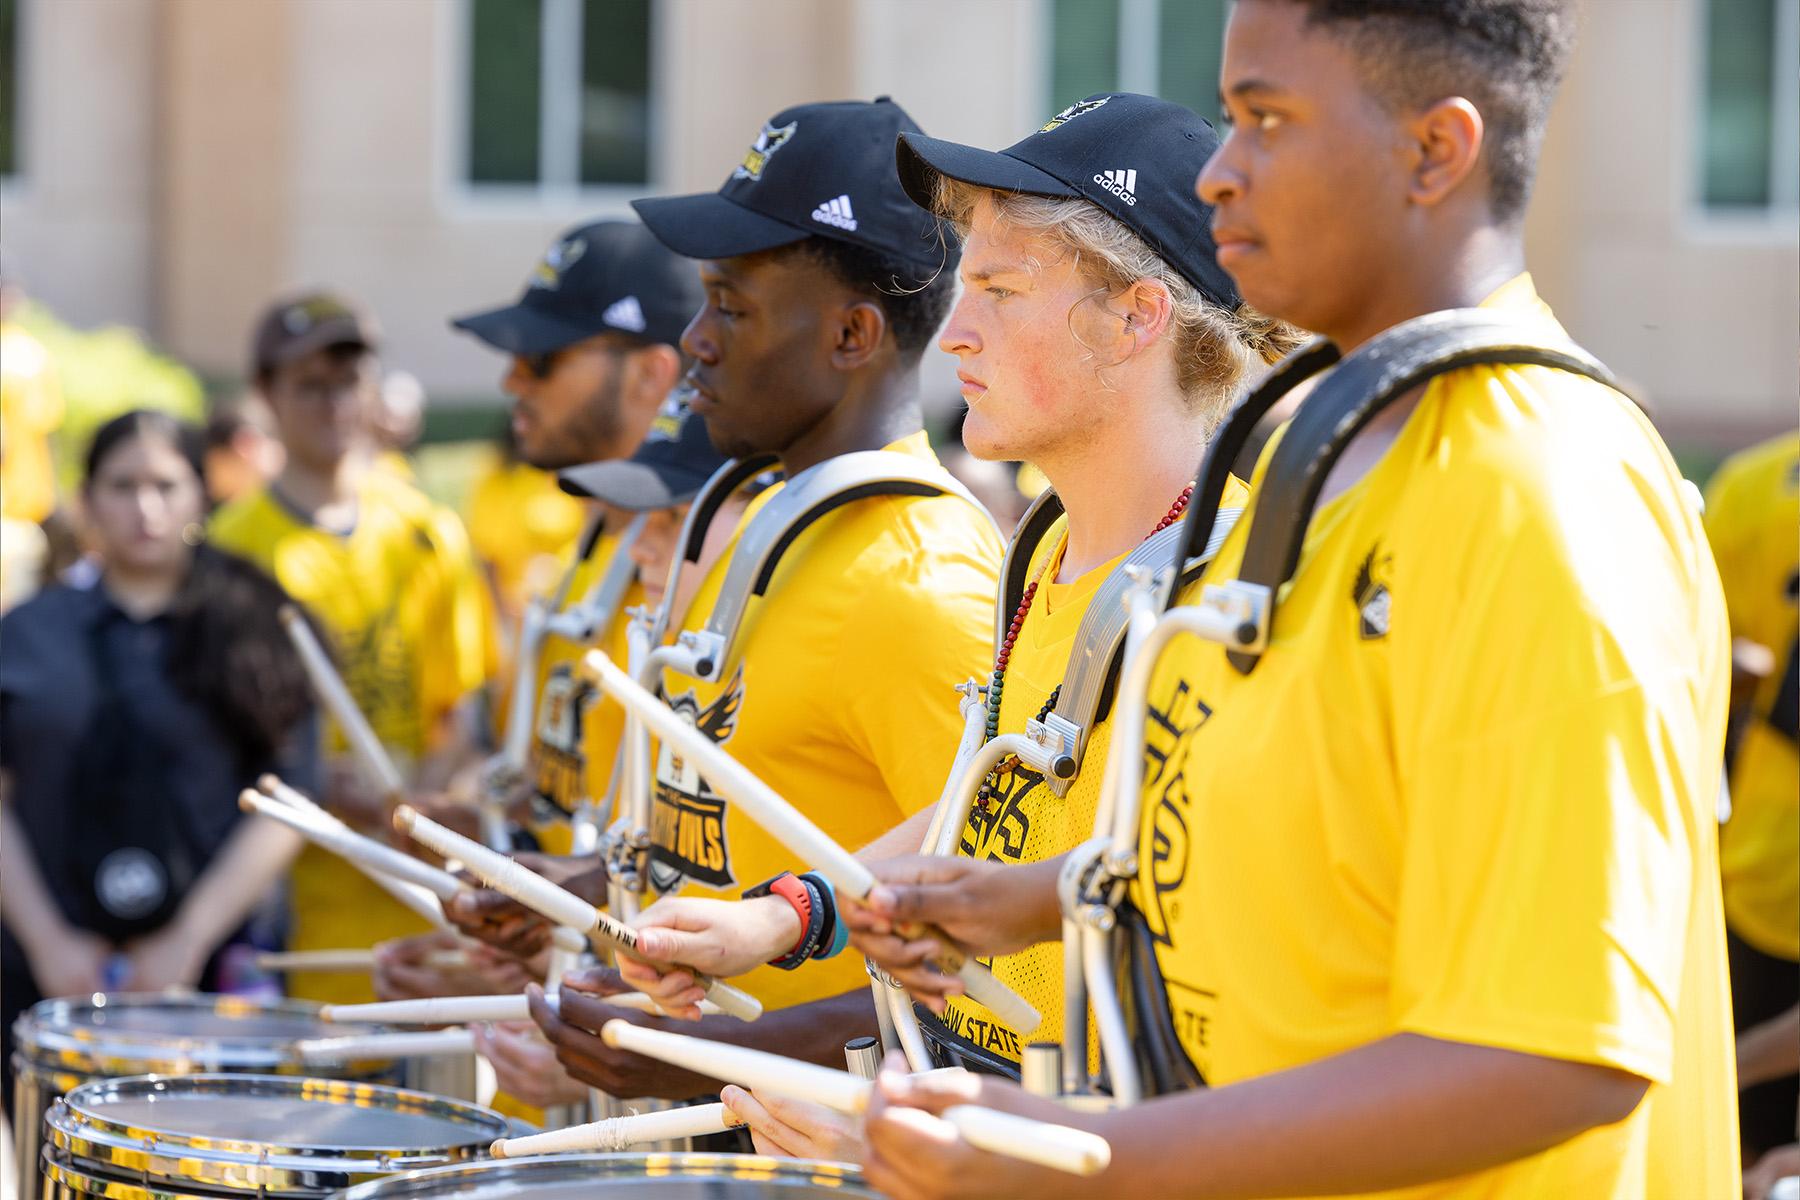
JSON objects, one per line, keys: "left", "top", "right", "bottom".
{"left": 1134, "top": 276, "right": 1738, "bottom": 1198}
{"left": 649, "top": 432, "right": 1002, "bottom": 1011}
{"left": 466, "top": 457, "right": 588, "bottom": 623}
{"left": 524, "top": 528, "right": 644, "bottom": 857}
{"left": 211, "top": 474, "right": 490, "bottom": 1002}
{"left": 939, "top": 479, "right": 1251, "bottom": 1068}
{"left": 1704, "top": 430, "right": 1799, "bottom": 960}
{"left": 0, "top": 323, "right": 63, "bottom": 524}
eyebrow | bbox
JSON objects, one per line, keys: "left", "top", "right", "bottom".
{"left": 963, "top": 260, "right": 1032, "bottom": 283}
{"left": 1224, "top": 78, "right": 1286, "bottom": 101}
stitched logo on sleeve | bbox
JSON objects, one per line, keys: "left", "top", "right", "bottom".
{"left": 649, "top": 669, "right": 746, "bottom": 889}
{"left": 1353, "top": 542, "right": 1392, "bottom": 640}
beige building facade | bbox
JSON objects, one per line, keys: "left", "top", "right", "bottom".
{"left": 3, "top": 0, "right": 1794, "bottom": 448}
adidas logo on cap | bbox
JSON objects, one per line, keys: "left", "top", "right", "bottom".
{"left": 811, "top": 194, "right": 858, "bottom": 231}
{"left": 602, "top": 294, "right": 647, "bottom": 333}
{"left": 1092, "top": 168, "right": 1138, "bottom": 206}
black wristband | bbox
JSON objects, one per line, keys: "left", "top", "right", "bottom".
{"left": 769, "top": 876, "right": 828, "bottom": 970}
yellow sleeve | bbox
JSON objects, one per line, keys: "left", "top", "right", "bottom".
{"left": 1702, "top": 457, "right": 1756, "bottom": 634}
{"left": 1386, "top": 407, "right": 1728, "bottom": 1086}
{"left": 831, "top": 504, "right": 1000, "bottom": 818}
{"left": 419, "top": 504, "right": 492, "bottom": 723}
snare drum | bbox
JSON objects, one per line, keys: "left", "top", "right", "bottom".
{"left": 338, "top": 1152, "right": 878, "bottom": 1198}
{"left": 11, "top": 994, "right": 403, "bottom": 1200}
{"left": 40, "top": 1074, "right": 507, "bottom": 1199}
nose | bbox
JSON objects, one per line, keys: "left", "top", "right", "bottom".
{"left": 937, "top": 291, "right": 981, "bottom": 358}
{"left": 502, "top": 357, "right": 534, "bottom": 399}
{"left": 1196, "top": 134, "right": 1241, "bottom": 207}
{"left": 680, "top": 309, "right": 718, "bottom": 366}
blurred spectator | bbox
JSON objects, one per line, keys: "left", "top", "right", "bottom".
{"left": 203, "top": 396, "right": 286, "bottom": 508}
{"left": 1704, "top": 429, "right": 1800, "bottom": 1162}
{"left": 0, "top": 275, "right": 64, "bottom": 525}
{"left": 0, "top": 410, "right": 315, "bottom": 1110}
{"left": 210, "top": 291, "right": 491, "bottom": 1005}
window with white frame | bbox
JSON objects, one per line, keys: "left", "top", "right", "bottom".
{"left": 1699, "top": 0, "right": 1798, "bottom": 214}
{"left": 464, "top": 0, "right": 652, "bottom": 189}
{"left": 1, "top": 0, "right": 19, "bottom": 179}
{"left": 1047, "top": 0, "right": 1228, "bottom": 126}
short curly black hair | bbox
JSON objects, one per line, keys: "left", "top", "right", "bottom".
{"left": 1284, "top": 0, "right": 1578, "bottom": 221}
{"left": 784, "top": 236, "right": 959, "bottom": 361}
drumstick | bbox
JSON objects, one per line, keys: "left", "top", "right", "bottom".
{"left": 489, "top": 1102, "right": 743, "bottom": 1157}
{"left": 296, "top": 1029, "right": 475, "bottom": 1062}
{"left": 242, "top": 788, "right": 462, "bottom": 901}
{"left": 394, "top": 805, "right": 762, "bottom": 1022}
{"left": 279, "top": 605, "right": 406, "bottom": 799}
{"left": 256, "top": 782, "right": 587, "bottom": 955}
{"left": 320, "top": 991, "right": 721, "bottom": 1024}
{"left": 579, "top": 649, "right": 1041, "bottom": 1034}
{"left": 255, "top": 948, "right": 470, "bottom": 973}
{"left": 600, "top": 1022, "right": 1109, "bottom": 1176}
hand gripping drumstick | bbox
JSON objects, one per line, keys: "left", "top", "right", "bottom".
{"left": 393, "top": 805, "right": 763, "bottom": 1022}
{"left": 252, "top": 781, "right": 588, "bottom": 955}
{"left": 578, "top": 649, "right": 1041, "bottom": 1034}
{"left": 601, "top": 1022, "right": 1110, "bottom": 1177}
{"left": 320, "top": 991, "right": 721, "bottom": 1024}
{"left": 489, "top": 1102, "right": 744, "bottom": 1158}
{"left": 279, "top": 606, "right": 406, "bottom": 801}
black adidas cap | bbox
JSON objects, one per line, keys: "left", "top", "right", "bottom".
{"left": 895, "top": 93, "right": 1241, "bottom": 310}
{"left": 451, "top": 220, "right": 703, "bottom": 355}
{"left": 632, "top": 97, "right": 952, "bottom": 275}
{"left": 557, "top": 393, "right": 728, "bottom": 511}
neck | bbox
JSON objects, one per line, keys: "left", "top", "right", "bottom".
{"left": 102, "top": 561, "right": 186, "bottom": 619}
{"left": 778, "top": 364, "right": 923, "bottom": 476}
{"left": 274, "top": 453, "right": 361, "bottom": 517}
{"left": 1039, "top": 389, "right": 1208, "bottom": 581}
{"left": 1328, "top": 225, "right": 1526, "bottom": 353}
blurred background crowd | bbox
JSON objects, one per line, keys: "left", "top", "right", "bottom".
{"left": 0, "top": 0, "right": 1794, "bottom": 1178}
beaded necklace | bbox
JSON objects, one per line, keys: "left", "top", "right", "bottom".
{"left": 975, "top": 484, "right": 1195, "bottom": 813}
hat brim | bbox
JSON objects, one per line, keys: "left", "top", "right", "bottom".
{"left": 631, "top": 193, "right": 810, "bottom": 261}
{"left": 450, "top": 303, "right": 607, "bottom": 356}
{"left": 895, "top": 133, "right": 1079, "bottom": 213}
{"left": 557, "top": 459, "right": 714, "bottom": 511}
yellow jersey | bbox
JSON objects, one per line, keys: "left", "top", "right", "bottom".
{"left": 466, "top": 457, "right": 588, "bottom": 624}
{"left": 524, "top": 527, "right": 644, "bottom": 856}
{"left": 0, "top": 323, "right": 63, "bottom": 524}
{"left": 939, "top": 478, "right": 1250, "bottom": 1068}
{"left": 211, "top": 473, "right": 490, "bottom": 1002}
{"left": 1704, "top": 430, "right": 1799, "bottom": 960}
{"left": 1134, "top": 276, "right": 1738, "bottom": 1198}
{"left": 650, "top": 432, "right": 1002, "bottom": 1011}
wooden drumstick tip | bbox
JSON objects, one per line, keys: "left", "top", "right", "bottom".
{"left": 237, "top": 788, "right": 260, "bottom": 813}
{"left": 392, "top": 804, "right": 419, "bottom": 834}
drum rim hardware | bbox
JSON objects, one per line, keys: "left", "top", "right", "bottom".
{"left": 43, "top": 1073, "right": 508, "bottom": 1194}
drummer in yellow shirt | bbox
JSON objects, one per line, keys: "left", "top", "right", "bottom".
{"left": 847, "top": 3, "right": 1739, "bottom": 1199}
{"left": 211, "top": 292, "right": 490, "bottom": 1005}
{"left": 613, "top": 95, "right": 1303, "bottom": 1094}
{"left": 1704, "top": 430, "right": 1799, "bottom": 1160}
{"left": 519, "top": 98, "right": 1003, "bottom": 1099}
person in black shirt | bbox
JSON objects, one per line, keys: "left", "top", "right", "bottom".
{"left": 0, "top": 409, "right": 320, "bottom": 1110}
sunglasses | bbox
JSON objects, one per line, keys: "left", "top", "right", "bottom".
{"left": 522, "top": 338, "right": 634, "bottom": 381}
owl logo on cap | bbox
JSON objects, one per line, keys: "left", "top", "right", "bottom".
{"left": 1039, "top": 95, "right": 1111, "bottom": 133}
{"left": 531, "top": 236, "right": 588, "bottom": 290}
{"left": 734, "top": 120, "right": 798, "bottom": 181}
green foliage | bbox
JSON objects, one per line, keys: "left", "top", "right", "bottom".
{"left": 11, "top": 301, "right": 205, "bottom": 491}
